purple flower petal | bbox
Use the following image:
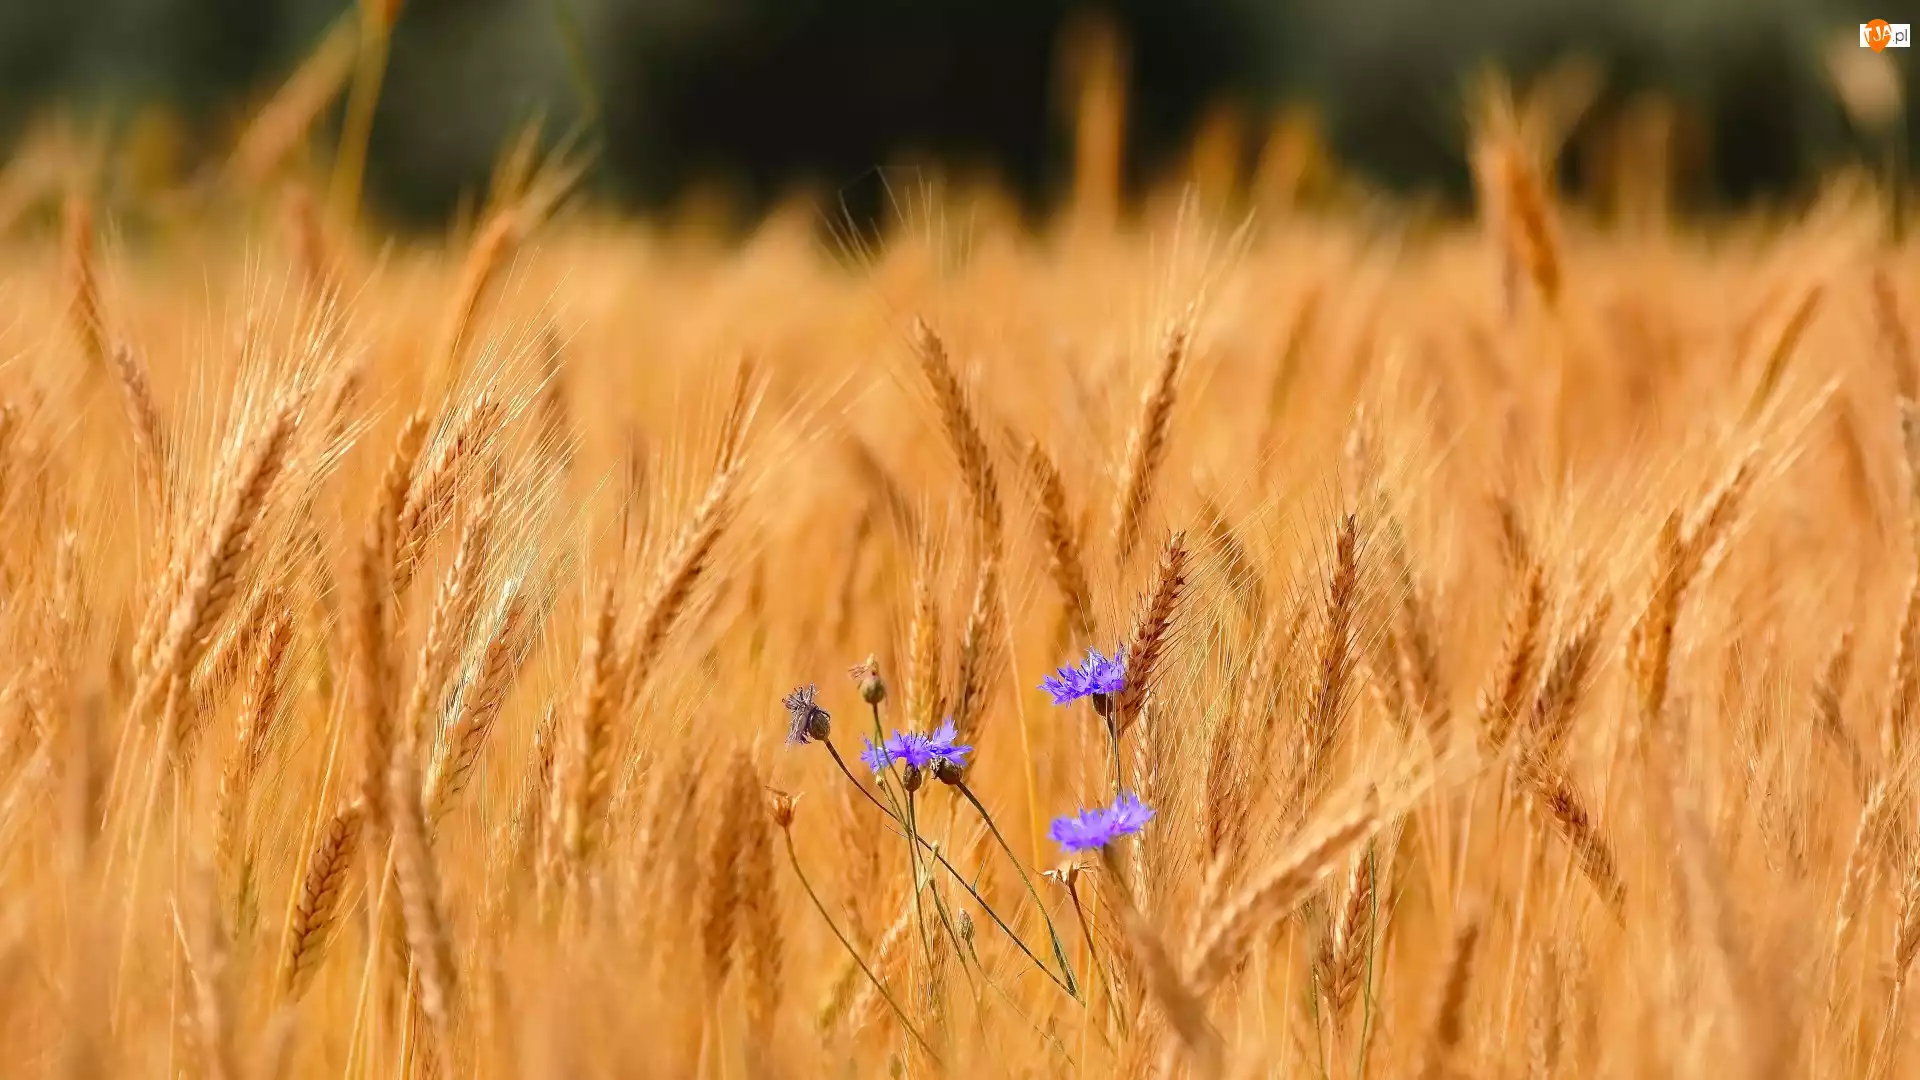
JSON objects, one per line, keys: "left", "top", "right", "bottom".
{"left": 925, "top": 718, "right": 972, "bottom": 768}
{"left": 1038, "top": 647, "right": 1127, "bottom": 706}
{"left": 1048, "top": 791, "right": 1155, "bottom": 853}
{"left": 861, "top": 720, "right": 977, "bottom": 773}
{"left": 885, "top": 730, "right": 936, "bottom": 771}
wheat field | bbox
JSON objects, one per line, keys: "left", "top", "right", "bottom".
{"left": 0, "top": 42, "right": 1918, "bottom": 1079}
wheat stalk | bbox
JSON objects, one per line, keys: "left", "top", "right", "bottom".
{"left": 388, "top": 726, "right": 460, "bottom": 1066}
{"left": 1518, "top": 760, "right": 1627, "bottom": 914}
{"left": 282, "top": 800, "right": 363, "bottom": 997}
{"left": 909, "top": 318, "right": 1003, "bottom": 564}
{"left": 1112, "top": 318, "right": 1191, "bottom": 564}
{"left": 1027, "top": 438, "right": 1097, "bottom": 644}
{"left": 615, "top": 375, "right": 754, "bottom": 713}
{"left": 1479, "top": 562, "right": 1547, "bottom": 752}
{"left": 424, "top": 586, "right": 533, "bottom": 821}
{"left": 1525, "top": 593, "right": 1611, "bottom": 765}
{"left": 1188, "top": 786, "right": 1383, "bottom": 995}
{"left": 562, "top": 580, "right": 620, "bottom": 865}
{"left": 61, "top": 192, "right": 106, "bottom": 369}
{"left": 1416, "top": 908, "right": 1485, "bottom": 1080}
{"left": 348, "top": 530, "right": 396, "bottom": 833}
{"left": 905, "top": 541, "right": 944, "bottom": 733}
{"left": 395, "top": 394, "right": 503, "bottom": 595}
{"left": 401, "top": 469, "right": 500, "bottom": 749}
{"left": 213, "top": 605, "right": 291, "bottom": 892}
{"left": 703, "top": 751, "right": 757, "bottom": 996}
{"left": 1292, "top": 514, "right": 1361, "bottom": 816}
{"left": 107, "top": 343, "right": 168, "bottom": 508}
{"left": 950, "top": 558, "right": 1001, "bottom": 744}
{"left": 1113, "top": 531, "right": 1187, "bottom": 738}
{"left": 740, "top": 784, "right": 783, "bottom": 1064}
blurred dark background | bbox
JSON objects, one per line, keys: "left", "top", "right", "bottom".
{"left": 0, "top": 0, "right": 1914, "bottom": 227}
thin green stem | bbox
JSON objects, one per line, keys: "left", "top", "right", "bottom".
{"left": 868, "top": 702, "right": 908, "bottom": 823}
{"left": 957, "top": 781, "right": 1080, "bottom": 999}
{"left": 963, "top": 934, "right": 1083, "bottom": 1066}
{"left": 1103, "top": 712, "right": 1124, "bottom": 796}
{"left": 902, "top": 786, "right": 939, "bottom": 968}
{"left": 1304, "top": 959, "right": 1331, "bottom": 1080}
{"left": 783, "top": 830, "right": 942, "bottom": 1065}
{"left": 908, "top": 788, "right": 977, "bottom": 1055}
{"left": 824, "top": 739, "right": 898, "bottom": 821}
{"left": 1066, "top": 882, "right": 1125, "bottom": 1038}
{"left": 912, "top": 796, "right": 970, "bottom": 957}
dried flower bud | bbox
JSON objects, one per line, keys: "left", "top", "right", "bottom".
{"left": 1042, "top": 862, "right": 1088, "bottom": 890}
{"left": 850, "top": 654, "right": 887, "bottom": 705}
{"left": 768, "top": 788, "right": 798, "bottom": 829}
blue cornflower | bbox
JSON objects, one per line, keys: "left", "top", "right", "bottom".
{"left": 901, "top": 719, "right": 972, "bottom": 770}
{"left": 1040, "top": 647, "right": 1126, "bottom": 706}
{"left": 860, "top": 720, "right": 973, "bottom": 773}
{"left": 1048, "top": 792, "right": 1155, "bottom": 853}
{"left": 866, "top": 719, "right": 973, "bottom": 771}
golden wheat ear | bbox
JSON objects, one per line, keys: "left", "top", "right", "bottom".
{"left": 1027, "top": 438, "right": 1096, "bottom": 645}
{"left": 61, "top": 191, "right": 107, "bottom": 371}
{"left": 1112, "top": 530, "right": 1186, "bottom": 740}
{"left": 429, "top": 122, "right": 589, "bottom": 395}
{"left": 1112, "top": 318, "right": 1191, "bottom": 566}
{"left": 281, "top": 800, "right": 363, "bottom": 999}
{"left": 910, "top": 318, "right": 1004, "bottom": 566}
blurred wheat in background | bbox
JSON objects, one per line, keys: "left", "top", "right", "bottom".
{"left": 0, "top": 5, "right": 1918, "bottom": 1079}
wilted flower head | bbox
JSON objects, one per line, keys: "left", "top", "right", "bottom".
{"left": 1042, "top": 862, "right": 1089, "bottom": 890}
{"left": 1040, "top": 647, "right": 1126, "bottom": 706}
{"left": 1048, "top": 791, "right": 1154, "bottom": 854}
{"left": 782, "top": 684, "right": 831, "bottom": 745}
{"left": 767, "top": 788, "right": 799, "bottom": 829}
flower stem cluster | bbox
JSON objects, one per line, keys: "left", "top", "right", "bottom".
{"left": 778, "top": 640, "right": 1164, "bottom": 1006}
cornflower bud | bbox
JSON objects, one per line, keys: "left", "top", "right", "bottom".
{"left": 850, "top": 654, "right": 887, "bottom": 705}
